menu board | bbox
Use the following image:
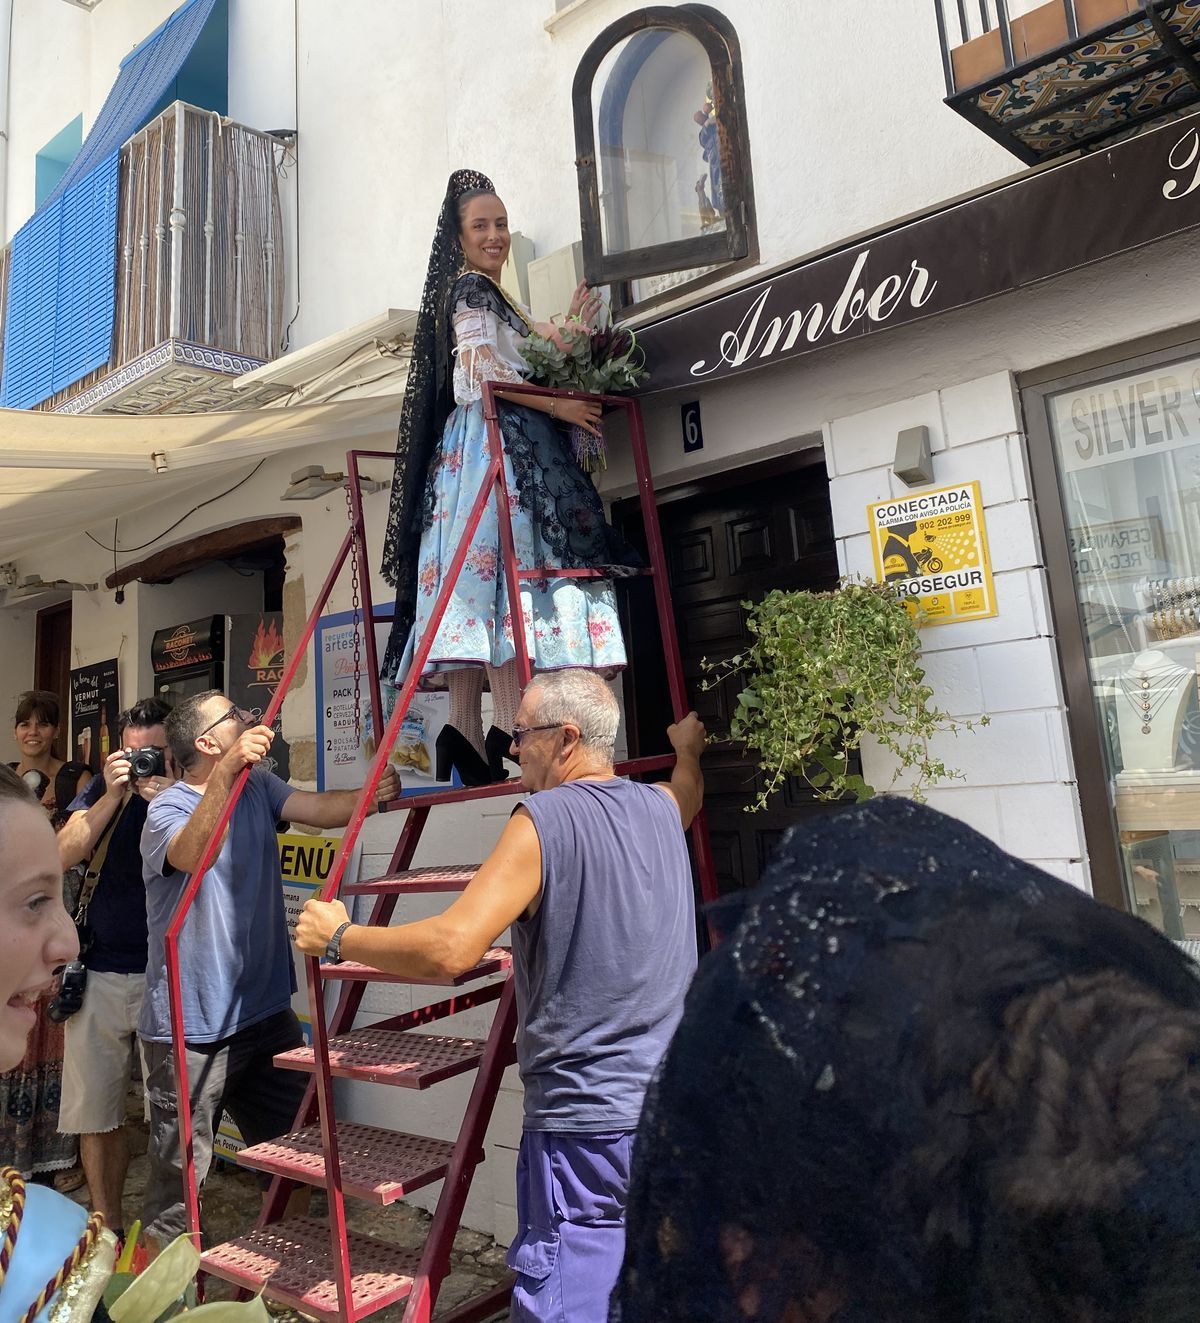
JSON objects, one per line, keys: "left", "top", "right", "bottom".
{"left": 69, "top": 659, "right": 119, "bottom": 773}
{"left": 314, "top": 610, "right": 450, "bottom": 793}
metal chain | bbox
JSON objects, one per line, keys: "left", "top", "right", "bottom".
{"left": 346, "top": 483, "right": 363, "bottom": 739}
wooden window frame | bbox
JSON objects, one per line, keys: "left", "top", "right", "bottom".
{"left": 572, "top": 3, "right": 757, "bottom": 300}
{"left": 1020, "top": 320, "right": 1200, "bottom": 914}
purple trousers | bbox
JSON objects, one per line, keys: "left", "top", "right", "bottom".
{"left": 506, "top": 1129, "right": 635, "bottom": 1323}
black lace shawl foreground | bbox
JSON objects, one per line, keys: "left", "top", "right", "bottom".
{"left": 611, "top": 798, "right": 1200, "bottom": 1323}
{"left": 379, "top": 169, "right": 495, "bottom": 670}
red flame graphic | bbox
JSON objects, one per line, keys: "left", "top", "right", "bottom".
{"left": 249, "top": 617, "right": 284, "bottom": 668}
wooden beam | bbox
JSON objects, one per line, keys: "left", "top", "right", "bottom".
{"left": 105, "top": 516, "right": 302, "bottom": 589}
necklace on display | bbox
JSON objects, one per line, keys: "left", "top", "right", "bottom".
{"left": 1119, "top": 660, "right": 1189, "bottom": 735}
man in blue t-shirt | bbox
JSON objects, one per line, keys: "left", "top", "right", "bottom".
{"left": 57, "top": 697, "right": 175, "bottom": 1243}
{"left": 139, "top": 688, "right": 399, "bottom": 1249}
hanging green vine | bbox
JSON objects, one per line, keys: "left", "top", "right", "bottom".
{"left": 702, "top": 580, "right": 988, "bottom": 810}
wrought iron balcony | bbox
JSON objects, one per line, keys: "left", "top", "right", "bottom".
{"left": 35, "top": 101, "right": 289, "bottom": 414}
{"left": 935, "top": 0, "right": 1200, "bottom": 163}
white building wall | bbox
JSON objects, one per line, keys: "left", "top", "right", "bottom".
{"left": 825, "top": 374, "right": 1089, "bottom": 890}
{"left": 2, "top": 0, "right": 1199, "bottom": 1244}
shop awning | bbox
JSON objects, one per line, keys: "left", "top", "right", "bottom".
{"left": 0, "top": 393, "right": 401, "bottom": 563}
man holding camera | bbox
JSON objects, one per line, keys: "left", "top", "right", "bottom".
{"left": 56, "top": 697, "right": 174, "bottom": 1242}
{"left": 138, "top": 689, "right": 400, "bottom": 1249}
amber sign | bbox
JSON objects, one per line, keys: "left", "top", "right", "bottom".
{"left": 640, "top": 113, "right": 1200, "bottom": 393}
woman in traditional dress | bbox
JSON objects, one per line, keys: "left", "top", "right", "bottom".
{"left": 3, "top": 693, "right": 89, "bottom": 1191}
{"left": 0, "top": 764, "right": 115, "bottom": 1321}
{"left": 379, "top": 169, "right": 639, "bottom": 786}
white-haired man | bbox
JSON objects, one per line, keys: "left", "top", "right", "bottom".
{"left": 296, "top": 669, "right": 705, "bottom": 1323}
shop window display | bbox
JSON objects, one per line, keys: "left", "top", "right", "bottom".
{"left": 1048, "top": 351, "right": 1200, "bottom": 936}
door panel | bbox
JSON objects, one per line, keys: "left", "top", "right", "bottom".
{"left": 617, "top": 455, "right": 847, "bottom": 897}
{"left": 34, "top": 603, "right": 73, "bottom": 760}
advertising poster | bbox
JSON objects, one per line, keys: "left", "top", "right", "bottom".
{"left": 69, "top": 659, "right": 119, "bottom": 773}
{"left": 228, "top": 612, "right": 290, "bottom": 781}
{"left": 868, "top": 481, "right": 997, "bottom": 625}
{"left": 314, "top": 609, "right": 451, "bottom": 794}
{"left": 213, "top": 830, "right": 360, "bottom": 1162}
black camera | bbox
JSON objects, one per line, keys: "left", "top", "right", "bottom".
{"left": 125, "top": 745, "right": 166, "bottom": 779}
{"left": 46, "top": 961, "right": 87, "bottom": 1023}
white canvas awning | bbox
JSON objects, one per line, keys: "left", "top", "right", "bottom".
{"left": 0, "top": 394, "right": 402, "bottom": 562}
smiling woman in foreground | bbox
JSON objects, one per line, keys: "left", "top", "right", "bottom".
{"left": 0, "top": 764, "right": 117, "bottom": 1322}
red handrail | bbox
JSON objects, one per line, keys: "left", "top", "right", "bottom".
{"left": 163, "top": 383, "right": 719, "bottom": 1320}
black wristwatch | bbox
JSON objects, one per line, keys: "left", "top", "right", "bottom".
{"left": 325, "top": 921, "right": 353, "bottom": 964}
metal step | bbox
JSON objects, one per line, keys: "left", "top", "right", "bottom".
{"left": 236, "top": 1122, "right": 457, "bottom": 1205}
{"left": 275, "top": 1026, "right": 486, "bottom": 1088}
{"left": 319, "top": 948, "right": 511, "bottom": 985}
{"left": 344, "top": 864, "right": 478, "bottom": 896}
{"left": 200, "top": 1216, "right": 420, "bottom": 1322}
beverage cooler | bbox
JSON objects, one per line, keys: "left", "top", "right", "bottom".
{"left": 151, "top": 613, "right": 289, "bottom": 778}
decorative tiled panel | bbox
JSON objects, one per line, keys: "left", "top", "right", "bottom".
{"left": 1015, "top": 61, "right": 1197, "bottom": 154}
{"left": 53, "top": 338, "right": 285, "bottom": 415}
{"left": 975, "top": 20, "right": 1169, "bottom": 121}
{"left": 953, "top": 0, "right": 1200, "bottom": 163}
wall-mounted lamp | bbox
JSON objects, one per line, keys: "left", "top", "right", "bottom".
{"left": 280, "top": 466, "right": 390, "bottom": 501}
{"left": 7, "top": 575, "right": 97, "bottom": 600}
{"left": 893, "top": 426, "right": 934, "bottom": 487}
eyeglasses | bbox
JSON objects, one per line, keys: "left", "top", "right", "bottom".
{"left": 510, "top": 723, "right": 565, "bottom": 749}
{"left": 197, "top": 704, "right": 252, "bottom": 740}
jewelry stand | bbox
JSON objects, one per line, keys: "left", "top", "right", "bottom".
{"left": 1112, "top": 649, "right": 1196, "bottom": 780}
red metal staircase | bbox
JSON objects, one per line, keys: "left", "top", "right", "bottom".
{"left": 162, "top": 383, "right": 718, "bottom": 1322}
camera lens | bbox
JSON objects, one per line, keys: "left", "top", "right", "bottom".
{"left": 128, "top": 747, "right": 165, "bottom": 779}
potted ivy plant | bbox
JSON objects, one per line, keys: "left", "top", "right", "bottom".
{"left": 703, "top": 580, "right": 986, "bottom": 810}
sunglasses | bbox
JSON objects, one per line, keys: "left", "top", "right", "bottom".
{"left": 198, "top": 704, "right": 253, "bottom": 740}
{"left": 510, "top": 723, "right": 565, "bottom": 748}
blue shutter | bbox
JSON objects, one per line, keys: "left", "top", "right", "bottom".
{"left": 42, "top": 0, "right": 219, "bottom": 210}
{"left": 1, "top": 153, "right": 119, "bottom": 410}
{"left": 0, "top": 0, "right": 221, "bottom": 410}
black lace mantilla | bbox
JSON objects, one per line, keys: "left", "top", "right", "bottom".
{"left": 452, "top": 270, "right": 530, "bottom": 338}
{"left": 379, "top": 169, "right": 495, "bottom": 683}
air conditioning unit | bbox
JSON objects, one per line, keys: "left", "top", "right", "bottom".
{"left": 527, "top": 242, "right": 585, "bottom": 323}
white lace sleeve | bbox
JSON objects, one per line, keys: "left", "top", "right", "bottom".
{"left": 452, "top": 300, "right": 525, "bottom": 405}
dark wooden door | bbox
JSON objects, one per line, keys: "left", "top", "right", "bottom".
{"left": 34, "top": 602, "right": 73, "bottom": 760}
{"left": 617, "top": 452, "right": 844, "bottom": 896}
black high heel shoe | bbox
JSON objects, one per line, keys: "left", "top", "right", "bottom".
{"left": 485, "top": 726, "right": 519, "bottom": 781}
{"left": 435, "top": 725, "right": 493, "bottom": 787}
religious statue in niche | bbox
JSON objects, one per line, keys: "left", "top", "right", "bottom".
{"left": 693, "top": 84, "right": 723, "bottom": 229}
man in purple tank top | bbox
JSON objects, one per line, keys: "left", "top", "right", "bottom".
{"left": 295, "top": 670, "right": 706, "bottom": 1323}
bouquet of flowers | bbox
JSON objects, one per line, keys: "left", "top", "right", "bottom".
{"left": 519, "top": 312, "right": 648, "bottom": 472}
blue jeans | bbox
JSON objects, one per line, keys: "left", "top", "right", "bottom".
{"left": 506, "top": 1130, "right": 635, "bottom": 1323}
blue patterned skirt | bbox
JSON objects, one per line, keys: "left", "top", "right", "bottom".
{"left": 393, "top": 399, "right": 634, "bottom": 685}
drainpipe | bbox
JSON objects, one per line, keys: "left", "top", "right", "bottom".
{"left": 0, "top": 0, "right": 12, "bottom": 243}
